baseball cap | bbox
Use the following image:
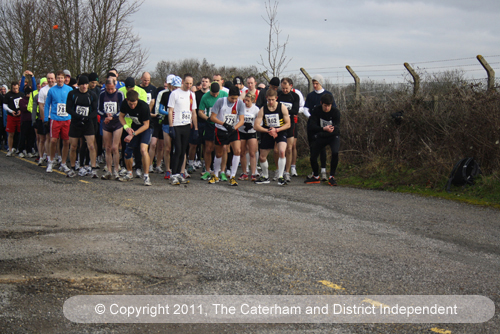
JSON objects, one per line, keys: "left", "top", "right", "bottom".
{"left": 172, "top": 76, "right": 182, "bottom": 88}
{"left": 124, "top": 77, "right": 135, "bottom": 88}
{"left": 233, "top": 76, "right": 243, "bottom": 85}
{"left": 63, "top": 69, "right": 71, "bottom": 77}
{"left": 166, "top": 74, "right": 175, "bottom": 84}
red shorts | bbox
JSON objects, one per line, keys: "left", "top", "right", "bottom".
{"left": 6, "top": 114, "right": 21, "bottom": 133}
{"left": 50, "top": 120, "right": 71, "bottom": 140}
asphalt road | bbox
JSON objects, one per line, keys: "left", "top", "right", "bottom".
{"left": 0, "top": 153, "right": 499, "bottom": 333}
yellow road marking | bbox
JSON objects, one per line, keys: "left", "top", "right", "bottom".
{"left": 318, "top": 280, "right": 345, "bottom": 290}
{"left": 7, "top": 153, "right": 67, "bottom": 176}
{"left": 362, "top": 298, "right": 390, "bottom": 309}
{"left": 431, "top": 328, "right": 452, "bottom": 334}
{"left": 80, "top": 180, "right": 90, "bottom": 184}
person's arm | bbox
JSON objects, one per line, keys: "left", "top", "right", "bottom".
{"left": 134, "top": 120, "right": 149, "bottom": 136}
{"left": 191, "top": 107, "right": 198, "bottom": 130}
{"left": 209, "top": 99, "right": 223, "bottom": 126}
{"left": 197, "top": 95, "right": 209, "bottom": 122}
{"left": 44, "top": 91, "right": 52, "bottom": 122}
{"left": 253, "top": 108, "right": 266, "bottom": 133}
{"left": 234, "top": 114, "right": 244, "bottom": 131}
{"left": 277, "top": 104, "right": 290, "bottom": 132}
{"left": 89, "top": 92, "right": 98, "bottom": 119}
{"left": 3, "top": 103, "right": 14, "bottom": 114}
{"left": 65, "top": 91, "right": 76, "bottom": 117}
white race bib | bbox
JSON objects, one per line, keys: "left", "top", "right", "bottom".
{"left": 76, "top": 106, "right": 89, "bottom": 116}
{"left": 320, "top": 118, "right": 332, "bottom": 128}
{"left": 224, "top": 114, "right": 237, "bottom": 126}
{"left": 14, "top": 97, "right": 21, "bottom": 109}
{"left": 244, "top": 115, "right": 254, "bottom": 123}
{"left": 281, "top": 102, "right": 292, "bottom": 111}
{"left": 104, "top": 101, "right": 117, "bottom": 115}
{"left": 181, "top": 110, "right": 191, "bottom": 124}
{"left": 146, "top": 93, "right": 152, "bottom": 105}
{"left": 57, "top": 103, "right": 68, "bottom": 117}
{"left": 265, "top": 114, "right": 280, "bottom": 128}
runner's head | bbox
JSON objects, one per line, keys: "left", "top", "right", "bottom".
{"left": 141, "top": 72, "right": 151, "bottom": 87}
{"left": 320, "top": 93, "right": 333, "bottom": 112}
{"left": 172, "top": 76, "right": 182, "bottom": 89}
{"left": 166, "top": 74, "right": 175, "bottom": 91}
{"left": 212, "top": 74, "right": 223, "bottom": 87}
{"left": 269, "top": 77, "right": 280, "bottom": 91}
{"left": 228, "top": 86, "right": 240, "bottom": 103}
{"left": 124, "top": 77, "right": 135, "bottom": 91}
{"left": 233, "top": 76, "right": 244, "bottom": 90}
{"left": 281, "top": 78, "right": 292, "bottom": 94}
{"left": 266, "top": 88, "right": 278, "bottom": 107}
{"left": 312, "top": 74, "right": 324, "bottom": 91}
{"left": 63, "top": 69, "right": 71, "bottom": 85}
{"left": 88, "top": 73, "right": 99, "bottom": 89}
{"left": 46, "top": 73, "right": 55, "bottom": 87}
{"left": 40, "top": 77, "right": 47, "bottom": 89}
{"left": 182, "top": 73, "right": 193, "bottom": 91}
{"left": 11, "top": 82, "right": 19, "bottom": 94}
{"left": 210, "top": 82, "right": 220, "bottom": 98}
{"left": 244, "top": 92, "right": 255, "bottom": 108}
{"left": 55, "top": 71, "right": 65, "bottom": 86}
{"left": 126, "top": 90, "right": 139, "bottom": 109}
{"left": 201, "top": 76, "right": 210, "bottom": 91}
{"left": 246, "top": 76, "right": 256, "bottom": 91}
{"left": 77, "top": 75, "right": 89, "bottom": 93}
{"left": 105, "top": 78, "right": 116, "bottom": 93}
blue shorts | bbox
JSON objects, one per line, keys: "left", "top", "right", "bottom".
{"left": 128, "top": 128, "right": 152, "bottom": 148}
{"left": 161, "top": 124, "right": 170, "bottom": 134}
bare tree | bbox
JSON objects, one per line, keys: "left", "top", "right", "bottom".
{"left": 258, "top": 0, "right": 292, "bottom": 78}
{"left": 0, "top": 0, "right": 148, "bottom": 83}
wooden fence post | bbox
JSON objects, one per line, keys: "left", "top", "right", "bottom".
{"left": 477, "top": 55, "right": 496, "bottom": 91}
{"left": 300, "top": 68, "right": 313, "bottom": 93}
{"left": 404, "top": 62, "right": 420, "bottom": 97}
{"left": 346, "top": 65, "right": 361, "bottom": 103}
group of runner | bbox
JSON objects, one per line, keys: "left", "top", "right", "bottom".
{"left": 1, "top": 70, "right": 340, "bottom": 187}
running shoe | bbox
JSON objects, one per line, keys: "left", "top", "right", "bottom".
{"left": 60, "top": 164, "right": 71, "bottom": 173}
{"left": 320, "top": 170, "right": 328, "bottom": 181}
{"left": 229, "top": 177, "right": 238, "bottom": 186}
{"left": 328, "top": 176, "right": 338, "bottom": 186}
{"left": 26, "top": 152, "right": 33, "bottom": 158}
{"left": 255, "top": 176, "right": 270, "bottom": 184}
{"left": 154, "top": 166, "right": 164, "bottom": 174}
{"left": 187, "top": 164, "right": 195, "bottom": 174}
{"left": 195, "top": 160, "right": 203, "bottom": 169}
{"left": 179, "top": 174, "right": 190, "bottom": 184}
{"left": 113, "top": 171, "right": 120, "bottom": 180}
{"left": 183, "top": 171, "right": 191, "bottom": 178}
{"left": 251, "top": 174, "right": 258, "bottom": 182}
{"left": 75, "top": 161, "right": 80, "bottom": 170}
{"left": 46, "top": 161, "right": 53, "bottom": 173}
{"left": 171, "top": 175, "right": 180, "bottom": 185}
{"left": 66, "top": 169, "right": 76, "bottom": 178}
{"left": 164, "top": 170, "right": 171, "bottom": 180}
{"left": 272, "top": 170, "right": 279, "bottom": 181}
{"left": 201, "top": 171, "right": 211, "bottom": 181}
{"left": 291, "top": 166, "right": 298, "bottom": 177}
{"left": 119, "top": 173, "right": 133, "bottom": 182}
{"left": 238, "top": 173, "right": 248, "bottom": 181}
{"left": 101, "top": 171, "right": 112, "bottom": 180}
{"left": 119, "top": 167, "right": 128, "bottom": 176}
{"left": 78, "top": 167, "right": 88, "bottom": 177}
{"left": 277, "top": 177, "right": 287, "bottom": 186}
{"left": 304, "top": 175, "right": 321, "bottom": 184}
{"left": 149, "top": 165, "right": 154, "bottom": 173}
{"left": 6, "top": 150, "right": 13, "bottom": 157}
{"left": 220, "top": 172, "right": 228, "bottom": 182}
{"left": 208, "top": 175, "right": 219, "bottom": 184}
{"left": 284, "top": 172, "right": 291, "bottom": 183}
{"left": 18, "top": 151, "right": 25, "bottom": 158}
{"left": 135, "top": 168, "right": 143, "bottom": 178}
{"left": 144, "top": 175, "right": 152, "bottom": 186}
{"left": 91, "top": 169, "right": 98, "bottom": 178}
{"left": 103, "top": 165, "right": 108, "bottom": 173}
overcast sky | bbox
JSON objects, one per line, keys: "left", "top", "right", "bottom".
{"left": 131, "top": 0, "right": 500, "bottom": 83}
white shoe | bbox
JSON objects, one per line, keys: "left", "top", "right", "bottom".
{"left": 320, "top": 170, "right": 328, "bottom": 181}
{"left": 291, "top": 166, "right": 298, "bottom": 177}
{"left": 78, "top": 167, "right": 88, "bottom": 177}
{"left": 6, "top": 150, "right": 13, "bottom": 157}
{"left": 144, "top": 175, "right": 152, "bottom": 186}
{"left": 149, "top": 165, "right": 154, "bottom": 173}
{"left": 135, "top": 168, "right": 143, "bottom": 178}
{"left": 91, "top": 169, "right": 98, "bottom": 178}
{"left": 18, "top": 151, "right": 25, "bottom": 158}
{"left": 119, "top": 167, "right": 128, "bottom": 176}
{"left": 26, "top": 152, "right": 33, "bottom": 158}
{"left": 46, "top": 161, "right": 53, "bottom": 173}
{"left": 273, "top": 170, "right": 279, "bottom": 181}
{"left": 171, "top": 175, "right": 180, "bottom": 185}
{"left": 154, "top": 166, "right": 164, "bottom": 174}
{"left": 60, "top": 164, "right": 70, "bottom": 173}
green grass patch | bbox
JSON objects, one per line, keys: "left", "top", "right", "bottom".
{"left": 294, "top": 157, "right": 500, "bottom": 209}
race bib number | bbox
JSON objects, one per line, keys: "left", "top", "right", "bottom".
{"left": 146, "top": 93, "right": 152, "bottom": 105}
{"left": 14, "top": 97, "right": 21, "bottom": 109}
{"left": 224, "top": 114, "right": 237, "bottom": 126}
{"left": 181, "top": 110, "right": 191, "bottom": 124}
{"left": 76, "top": 106, "right": 89, "bottom": 116}
{"left": 57, "top": 103, "right": 68, "bottom": 117}
{"left": 104, "top": 101, "right": 117, "bottom": 115}
{"left": 244, "top": 115, "right": 254, "bottom": 123}
{"left": 320, "top": 118, "right": 332, "bottom": 128}
{"left": 281, "top": 102, "right": 292, "bottom": 111}
{"left": 265, "top": 114, "right": 280, "bottom": 128}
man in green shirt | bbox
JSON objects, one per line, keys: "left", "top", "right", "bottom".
{"left": 198, "top": 82, "right": 227, "bottom": 180}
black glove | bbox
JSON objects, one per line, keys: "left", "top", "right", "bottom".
{"left": 169, "top": 126, "right": 176, "bottom": 139}
{"left": 192, "top": 129, "right": 199, "bottom": 141}
{"left": 244, "top": 122, "right": 253, "bottom": 132}
{"left": 223, "top": 121, "right": 234, "bottom": 133}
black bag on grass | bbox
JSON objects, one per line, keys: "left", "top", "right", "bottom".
{"left": 445, "top": 158, "right": 481, "bottom": 193}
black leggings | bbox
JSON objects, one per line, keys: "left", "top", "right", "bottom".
{"left": 19, "top": 121, "right": 35, "bottom": 153}
{"left": 171, "top": 124, "right": 190, "bottom": 175}
{"left": 310, "top": 136, "right": 340, "bottom": 177}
